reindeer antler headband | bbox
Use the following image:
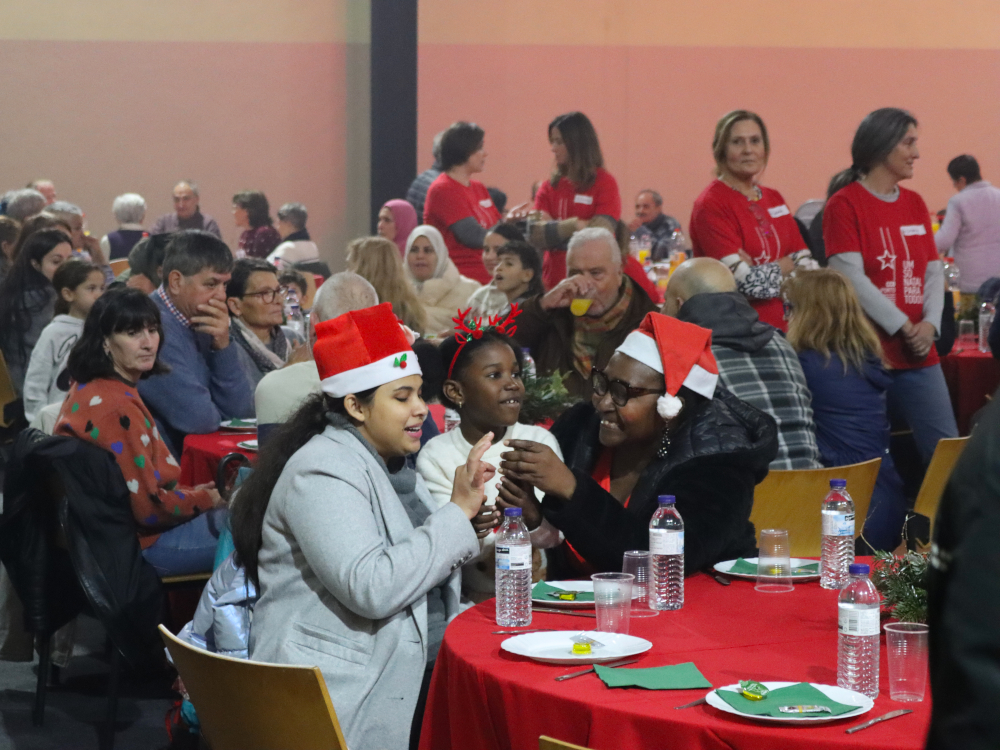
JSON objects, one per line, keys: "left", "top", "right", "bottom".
{"left": 447, "top": 303, "right": 523, "bottom": 378}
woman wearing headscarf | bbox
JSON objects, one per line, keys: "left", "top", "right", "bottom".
{"left": 403, "top": 225, "right": 480, "bottom": 335}
{"left": 378, "top": 200, "right": 420, "bottom": 257}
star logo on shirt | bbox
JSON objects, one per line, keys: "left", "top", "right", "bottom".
{"left": 754, "top": 252, "right": 770, "bottom": 265}
{"left": 877, "top": 249, "right": 896, "bottom": 271}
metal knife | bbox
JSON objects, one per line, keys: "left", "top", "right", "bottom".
{"left": 674, "top": 697, "right": 708, "bottom": 709}
{"left": 532, "top": 607, "right": 597, "bottom": 618}
{"left": 711, "top": 574, "right": 731, "bottom": 586}
{"left": 492, "top": 628, "right": 555, "bottom": 635}
{"left": 554, "top": 658, "right": 640, "bottom": 681}
{"left": 845, "top": 709, "right": 912, "bottom": 734}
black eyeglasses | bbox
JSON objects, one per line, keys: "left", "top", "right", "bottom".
{"left": 242, "top": 286, "right": 287, "bottom": 304}
{"left": 591, "top": 368, "right": 664, "bottom": 407}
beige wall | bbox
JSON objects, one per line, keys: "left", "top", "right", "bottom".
{"left": 1, "top": 0, "right": 371, "bottom": 271}
{"left": 417, "top": 0, "right": 1000, "bottom": 229}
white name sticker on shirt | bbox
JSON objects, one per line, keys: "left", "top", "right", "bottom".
{"left": 573, "top": 194, "right": 594, "bottom": 205}
{"left": 649, "top": 529, "right": 684, "bottom": 555}
{"left": 767, "top": 204, "right": 791, "bottom": 218}
{"left": 900, "top": 224, "right": 927, "bottom": 236}
{"left": 479, "top": 198, "right": 493, "bottom": 208}
{"left": 495, "top": 544, "right": 532, "bottom": 571}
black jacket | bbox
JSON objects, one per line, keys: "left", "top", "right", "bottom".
{"left": 541, "top": 389, "right": 778, "bottom": 578}
{"left": 0, "top": 429, "right": 164, "bottom": 670}
{"left": 926, "top": 394, "right": 1000, "bottom": 749}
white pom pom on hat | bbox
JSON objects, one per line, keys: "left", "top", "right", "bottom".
{"left": 615, "top": 312, "right": 719, "bottom": 418}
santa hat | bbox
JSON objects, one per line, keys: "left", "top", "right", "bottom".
{"left": 314, "top": 302, "right": 422, "bottom": 398}
{"left": 614, "top": 312, "right": 718, "bottom": 420}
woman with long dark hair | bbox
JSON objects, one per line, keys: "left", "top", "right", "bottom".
{"left": 824, "top": 107, "right": 957, "bottom": 464}
{"left": 512, "top": 112, "right": 622, "bottom": 290}
{"left": 231, "top": 303, "right": 491, "bottom": 750}
{"left": 233, "top": 190, "right": 281, "bottom": 259}
{"left": 0, "top": 228, "right": 73, "bottom": 392}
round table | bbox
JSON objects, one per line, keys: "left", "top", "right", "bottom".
{"left": 419, "top": 571, "right": 930, "bottom": 750}
{"left": 940, "top": 348, "right": 1000, "bottom": 435}
{"left": 179, "top": 430, "right": 256, "bottom": 486}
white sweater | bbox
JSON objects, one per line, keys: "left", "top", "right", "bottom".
{"left": 22, "top": 315, "right": 83, "bottom": 422}
{"left": 416, "top": 422, "right": 563, "bottom": 594}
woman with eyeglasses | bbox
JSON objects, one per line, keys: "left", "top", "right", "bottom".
{"left": 494, "top": 312, "right": 777, "bottom": 579}
{"left": 225, "top": 258, "right": 302, "bottom": 387}
{"left": 690, "top": 110, "right": 817, "bottom": 331}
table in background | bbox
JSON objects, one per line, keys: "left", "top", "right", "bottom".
{"left": 940, "top": 348, "right": 1000, "bottom": 434}
{"left": 420, "top": 572, "right": 930, "bottom": 750}
{"left": 179, "top": 430, "right": 256, "bottom": 486}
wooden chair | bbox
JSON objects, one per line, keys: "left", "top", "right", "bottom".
{"left": 749, "top": 458, "right": 881, "bottom": 557}
{"left": 540, "top": 736, "right": 592, "bottom": 750}
{"left": 0, "top": 349, "right": 20, "bottom": 429}
{"left": 159, "top": 624, "right": 348, "bottom": 750}
{"left": 108, "top": 258, "right": 130, "bottom": 276}
{"left": 913, "top": 437, "right": 970, "bottom": 538}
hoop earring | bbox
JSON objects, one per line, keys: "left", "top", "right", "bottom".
{"left": 656, "top": 425, "right": 671, "bottom": 459}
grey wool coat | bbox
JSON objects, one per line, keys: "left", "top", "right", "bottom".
{"left": 249, "top": 418, "right": 478, "bottom": 750}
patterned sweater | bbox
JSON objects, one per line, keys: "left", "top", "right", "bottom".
{"left": 55, "top": 377, "right": 213, "bottom": 548}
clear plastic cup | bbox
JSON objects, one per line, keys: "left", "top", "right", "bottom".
{"left": 622, "top": 551, "right": 658, "bottom": 618}
{"left": 591, "top": 572, "right": 634, "bottom": 634}
{"left": 884, "top": 622, "right": 929, "bottom": 701}
{"left": 755, "top": 529, "right": 794, "bottom": 593}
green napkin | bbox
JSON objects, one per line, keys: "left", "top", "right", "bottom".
{"left": 532, "top": 581, "right": 594, "bottom": 602}
{"left": 595, "top": 662, "right": 712, "bottom": 690}
{"left": 227, "top": 418, "right": 256, "bottom": 428}
{"left": 715, "top": 682, "right": 858, "bottom": 717}
{"left": 727, "top": 558, "right": 820, "bottom": 576}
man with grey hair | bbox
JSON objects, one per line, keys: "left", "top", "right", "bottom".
{"left": 150, "top": 180, "right": 222, "bottom": 238}
{"left": 268, "top": 202, "right": 320, "bottom": 268}
{"left": 100, "top": 192, "right": 147, "bottom": 260}
{"left": 406, "top": 130, "right": 445, "bottom": 220}
{"left": 515, "top": 226, "right": 658, "bottom": 397}
{"left": 662, "top": 257, "right": 821, "bottom": 470}
{"left": 254, "top": 271, "right": 379, "bottom": 441}
{"left": 626, "top": 188, "right": 690, "bottom": 261}
{"left": 46, "top": 201, "right": 112, "bottom": 280}
{"left": 4, "top": 189, "right": 47, "bottom": 221}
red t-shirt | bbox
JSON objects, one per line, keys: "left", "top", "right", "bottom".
{"left": 690, "top": 180, "right": 805, "bottom": 329}
{"left": 824, "top": 182, "right": 939, "bottom": 370}
{"left": 424, "top": 173, "right": 500, "bottom": 284}
{"left": 534, "top": 167, "right": 622, "bottom": 289}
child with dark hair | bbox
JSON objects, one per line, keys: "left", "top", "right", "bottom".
{"left": 22, "top": 259, "right": 104, "bottom": 421}
{"left": 494, "top": 241, "right": 543, "bottom": 305}
{"left": 416, "top": 314, "right": 563, "bottom": 598}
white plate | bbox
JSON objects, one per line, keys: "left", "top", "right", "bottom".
{"left": 707, "top": 681, "right": 874, "bottom": 724}
{"left": 220, "top": 418, "right": 257, "bottom": 432}
{"left": 532, "top": 581, "right": 595, "bottom": 609}
{"left": 236, "top": 439, "right": 258, "bottom": 452}
{"left": 714, "top": 558, "right": 820, "bottom": 581}
{"left": 501, "top": 630, "right": 652, "bottom": 665}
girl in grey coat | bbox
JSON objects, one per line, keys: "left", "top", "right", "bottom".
{"left": 232, "top": 303, "right": 491, "bottom": 750}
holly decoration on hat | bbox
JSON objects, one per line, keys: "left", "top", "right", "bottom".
{"left": 394, "top": 353, "right": 408, "bottom": 369}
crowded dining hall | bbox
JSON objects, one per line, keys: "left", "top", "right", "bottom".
{"left": 0, "top": 3, "right": 997, "bottom": 749}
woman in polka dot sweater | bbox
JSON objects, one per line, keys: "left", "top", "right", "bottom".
{"left": 55, "top": 288, "right": 225, "bottom": 576}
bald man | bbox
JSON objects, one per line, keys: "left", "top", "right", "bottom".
{"left": 663, "top": 258, "right": 821, "bottom": 470}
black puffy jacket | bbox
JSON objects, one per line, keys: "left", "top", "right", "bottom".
{"left": 542, "top": 388, "right": 778, "bottom": 578}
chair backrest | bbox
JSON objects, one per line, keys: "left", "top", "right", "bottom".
{"left": 0, "top": 349, "right": 19, "bottom": 428}
{"left": 794, "top": 199, "right": 825, "bottom": 226}
{"left": 749, "top": 458, "right": 881, "bottom": 557}
{"left": 109, "top": 258, "right": 130, "bottom": 276}
{"left": 913, "top": 437, "right": 970, "bottom": 536}
{"left": 159, "top": 624, "right": 348, "bottom": 750}
{"left": 540, "top": 736, "right": 592, "bottom": 750}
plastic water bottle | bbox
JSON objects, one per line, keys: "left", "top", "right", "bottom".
{"left": 495, "top": 508, "right": 532, "bottom": 627}
{"left": 284, "top": 294, "right": 305, "bottom": 337}
{"left": 666, "top": 228, "right": 687, "bottom": 259}
{"left": 979, "top": 301, "right": 995, "bottom": 353}
{"left": 837, "top": 563, "right": 881, "bottom": 698}
{"left": 820, "top": 479, "right": 855, "bottom": 590}
{"left": 943, "top": 257, "right": 961, "bottom": 311}
{"left": 521, "top": 348, "right": 536, "bottom": 378}
{"left": 649, "top": 495, "right": 684, "bottom": 610}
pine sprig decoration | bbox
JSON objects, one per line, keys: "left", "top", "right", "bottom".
{"left": 870, "top": 550, "right": 929, "bottom": 624}
{"left": 518, "top": 368, "right": 576, "bottom": 425}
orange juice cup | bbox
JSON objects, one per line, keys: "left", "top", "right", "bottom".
{"left": 570, "top": 298, "right": 594, "bottom": 316}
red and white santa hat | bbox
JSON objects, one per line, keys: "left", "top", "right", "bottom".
{"left": 314, "top": 302, "right": 422, "bottom": 398}
{"left": 614, "top": 312, "right": 718, "bottom": 420}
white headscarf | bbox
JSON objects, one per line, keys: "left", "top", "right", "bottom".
{"left": 403, "top": 225, "right": 450, "bottom": 285}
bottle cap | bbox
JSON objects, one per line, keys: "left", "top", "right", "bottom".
{"left": 849, "top": 563, "right": 869, "bottom": 576}
{"left": 829, "top": 479, "right": 847, "bottom": 490}
{"left": 503, "top": 507, "right": 522, "bottom": 517}
{"left": 658, "top": 495, "right": 676, "bottom": 505}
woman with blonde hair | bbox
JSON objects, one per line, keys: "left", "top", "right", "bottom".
{"left": 785, "top": 268, "right": 906, "bottom": 551}
{"left": 346, "top": 236, "right": 428, "bottom": 334}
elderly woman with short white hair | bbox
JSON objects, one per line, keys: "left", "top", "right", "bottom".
{"left": 403, "top": 225, "right": 481, "bottom": 335}
{"left": 100, "top": 193, "right": 147, "bottom": 260}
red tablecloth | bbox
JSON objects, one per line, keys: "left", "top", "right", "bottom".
{"left": 420, "top": 572, "right": 930, "bottom": 750}
{"left": 940, "top": 348, "right": 1000, "bottom": 435}
{"left": 179, "top": 430, "right": 256, "bottom": 486}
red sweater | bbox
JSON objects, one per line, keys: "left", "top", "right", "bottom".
{"left": 824, "top": 182, "right": 939, "bottom": 370}
{"left": 690, "top": 180, "right": 805, "bottom": 329}
{"left": 424, "top": 174, "right": 500, "bottom": 284}
{"left": 55, "top": 377, "right": 213, "bottom": 548}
